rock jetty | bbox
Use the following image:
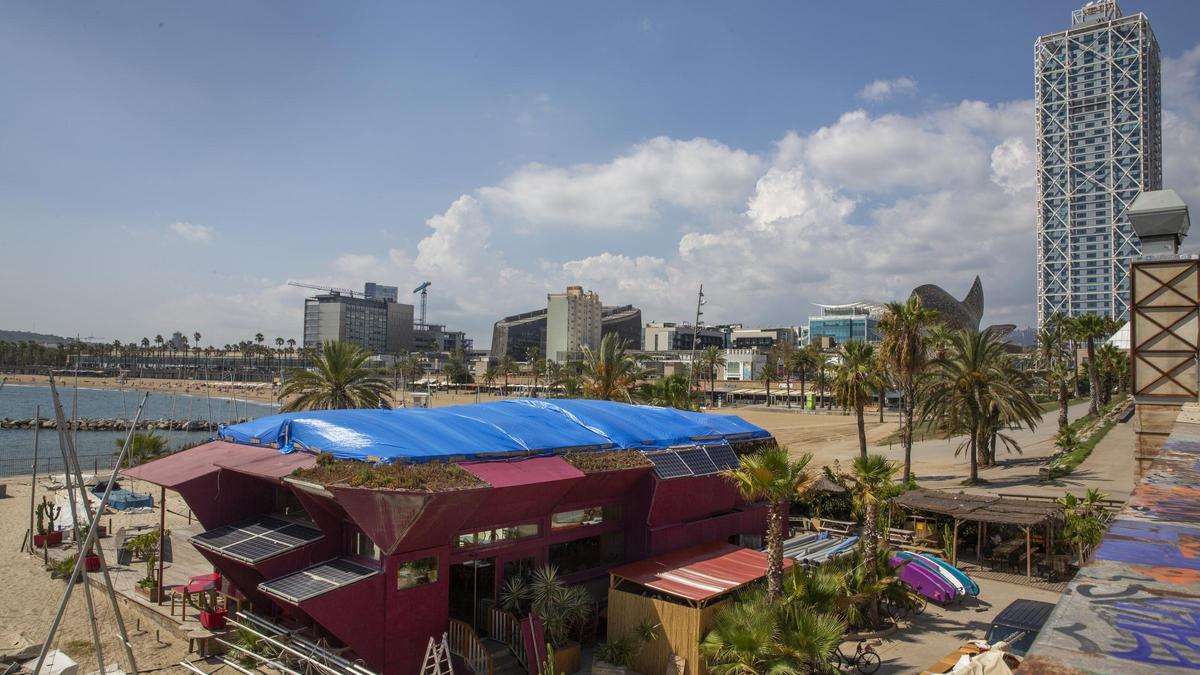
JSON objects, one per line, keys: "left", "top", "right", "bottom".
{"left": 0, "top": 418, "right": 249, "bottom": 431}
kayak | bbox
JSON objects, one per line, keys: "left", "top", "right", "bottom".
{"left": 896, "top": 551, "right": 967, "bottom": 599}
{"left": 916, "top": 552, "right": 980, "bottom": 596}
{"left": 890, "top": 555, "right": 958, "bottom": 604}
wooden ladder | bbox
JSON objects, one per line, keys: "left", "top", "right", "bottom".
{"left": 421, "top": 632, "right": 455, "bottom": 675}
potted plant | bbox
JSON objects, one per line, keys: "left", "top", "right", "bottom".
{"left": 33, "top": 498, "right": 63, "bottom": 548}
{"left": 49, "top": 554, "right": 82, "bottom": 583}
{"left": 129, "top": 529, "right": 169, "bottom": 601}
{"left": 190, "top": 583, "right": 228, "bottom": 629}
{"left": 499, "top": 566, "right": 592, "bottom": 674}
{"left": 594, "top": 620, "right": 659, "bottom": 675}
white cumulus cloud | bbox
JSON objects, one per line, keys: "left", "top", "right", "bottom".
{"left": 857, "top": 76, "right": 918, "bottom": 102}
{"left": 168, "top": 222, "right": 214, "bottom": 243}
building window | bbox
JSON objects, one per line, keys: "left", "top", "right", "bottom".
{"left": 351, "top": 530, "right": 380, "bottom": 561}
{"left": 551, "top": 505, "right": 622, "bottom": 529}
{"left": 548, "top": 532, "right": 624, "bottom": 575}
{"left": 397, "top": 556, "right": 438, "bottom": 590}
{"left": 455, "top": 523, "right": 539, "bottom": 549}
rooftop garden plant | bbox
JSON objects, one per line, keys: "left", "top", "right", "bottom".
{"left": 559, "top": 450, "right": 650, "bottom": 473}
{"left": 293, "top": 458, "right": 485, "bottom": 491}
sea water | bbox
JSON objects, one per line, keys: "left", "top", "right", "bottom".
{"left": 0, "top": 384, "right": 278, "bottom": 477}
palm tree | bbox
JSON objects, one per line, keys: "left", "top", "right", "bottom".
{"left": 483, "top": 365, "right": 498, "bottom": 392}
{"left": 775, "top": 342, "right": 796, "bottom": 408}
{"left": 877, "top": 297, "right": 940, "bottom": 483}
{"left": 834, "top": 340, "right": 876, "bottom": 459}
{"left": 1096, "top": 343, "right": 1126, "bottom": 406}
{"left": 1067, "top": 315, "right": 1116, "bottom": 416}
{"left": 1057, "top": 488, "right": 1108, "bottom": 563}
{"left": 525, "top": 346, "right": 543, "bottom": 396}
{"left": 837, "top": 454, "right": 899, "bottom": 627}
{"left": 756, "top": 358, "right": 778, "bottom": 407}
{"left": 700, "top": 592, "right": 788, "bottom": 674}
{"left": 640, "top": 373, "right": 697, "bottom": 410}
{"left": 279, "top": 341, "right": 392, "bottom": 411}
{"left": 723, "top": 446, "right": 816, "bottom": 601}
{"left": 154, "top": 335, "right": 164, "bottom": 368}
{"left": 117, "top": 432, "right": 168, "bottom": 467}
{"left": 919, "top": 330, "right": 1042, "bottom": 483}
{"left": 789, "top": 345, "right": 818, "bottom": 411}
{"left": 1048, "top": 362, "right": 1074, "bottom": 431}
{"left": 925, "top": 323, "right": 953, "bottom": 361}
{"left": 580, "top": 335, "right": 650, "bottom": 402}
{"left": 497, "top": 354, "right": 517, "bottom": 395}
{"left": 444, "top": 349, "right": 470, "bottom": 386}
{"left": 698, "top": 345, "right": 727, "bottom": 404}
{"left": 814, "top": 351, "right": 833, "bottom": 410}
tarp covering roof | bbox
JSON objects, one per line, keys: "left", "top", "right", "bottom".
{"left": 892, "top": 489, "right": 1062, "bottom": 527}
{"left": 218, "top": 399, "right": 770, "bottom": 463}
{"left": 608, "top": 542, "right": 787, "bottom": 603}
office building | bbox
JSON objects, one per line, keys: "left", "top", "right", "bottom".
{"left": 1035, "top": 0, "right": 1161, "bottom": 324}
{"left": 363, "top": 282, "right": 399, "bottom": 303}
{"left": 302, "top": 286, "right": 414, "bottom": 354}
{"left": 491, "top": 299, "right": 642, "bottom": 361}
{"left": 547, "top": 286, "right": 603, "bottom": 363}
{"left": 643, "top": 322, "right": 727, "bottom": 352}
{"left": 413, "top": 324, "right": 470, "bottom": 354}
{"left": 729, "top": 327, "right": 797, "bottom": 350}
{"left": 805, "top": 302, "right": 886, "bottom": 346}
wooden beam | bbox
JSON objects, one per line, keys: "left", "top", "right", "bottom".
{"left": 1024, "top": 526, "right": 1032, "bottom": 580}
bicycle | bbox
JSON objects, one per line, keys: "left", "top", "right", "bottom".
{"left": 832, "top": 639, "right": 881, "bottom": 674}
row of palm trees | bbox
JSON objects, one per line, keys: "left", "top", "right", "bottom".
{"left": 4, "top": 332, "right": 307, "bottom": 374}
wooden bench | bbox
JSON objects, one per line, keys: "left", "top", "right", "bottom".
{"left": 813, "top": 518, "right": 856, "bottom": 535}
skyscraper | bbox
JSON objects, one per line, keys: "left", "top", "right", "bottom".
{"left": 546, "top": 286, "right": 602, "bottom": 363}
{"left": 1035, "top": 0, "right": 1161, "bottom": 325}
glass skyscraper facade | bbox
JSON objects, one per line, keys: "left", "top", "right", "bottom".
{"left": 806, "top": 302, "right": 884, "bottom": 346}
{"left": 1035, "top": 0, "right": 1161, "bottom": 326}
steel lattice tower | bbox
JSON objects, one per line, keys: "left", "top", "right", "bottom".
{"left": 1035, "top": 0, "right": 1161, "bottom": 326}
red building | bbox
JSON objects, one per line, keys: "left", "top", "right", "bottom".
{"left": 126, "top": 399, "right": 773, "bottom": 674}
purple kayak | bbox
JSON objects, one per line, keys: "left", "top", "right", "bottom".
{"left": 889, "top": 555, "right": 958, "bottom": 604}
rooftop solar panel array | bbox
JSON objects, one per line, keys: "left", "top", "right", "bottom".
{"left": 647, "top": 444, "right": 741, "bottom": 480}
{"left": 260, "top": 558, "right": 379, "bottom": 604}
{"left": 191, "top": 516, "right": 323, "bottom": 564}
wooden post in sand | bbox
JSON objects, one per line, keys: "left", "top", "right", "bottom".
{"left": 28, "top": 405, "right": 39, "bottom": 558}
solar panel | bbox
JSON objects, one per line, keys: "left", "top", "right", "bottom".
{"left": 191, "top": 516, "right": 324, "bottom": 563}
{"left": 260, "top": 559, "right": 379, "bottom": 604}
{"left": 647, "top": 451, "right": 691, "bottom": 479}
{"left": 678, "top": 447, "right": 719, "bottom": 476}
{"left": 706, "top": 444, "right": 741, "bottom": 472}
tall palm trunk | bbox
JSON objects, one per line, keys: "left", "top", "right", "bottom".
{"left": 1058, "top": 378, "right": 1069, "bottom": 430}
{"left": 878, "top": 388, "right": 884, "bottom": 423}
{"left": 968, "top": 410, "right": 980, "bottom": 483}
{"left": 901, "top": 375, "right": 915, "bottom": 483}
{"left": 765, "top": 379, "right": 772, "bottom": 407}
{"left": 1086, "top": 338, "right": 1100, "bottom": 416}
{"left": 855, "top": 401, "right": 867, "bottom": 459}
{"left": 864, "top": 500, "right": 880, "bottom": 626}
{"left": 799, "top": 368, "right": 807, "bottom": 410}
{"left": 785, "top": 374, "right": 792, "bottom": 408}
{"left": 766, "top": 500, "right": 784, "bottom": 601}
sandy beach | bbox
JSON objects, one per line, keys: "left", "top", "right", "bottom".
{"left": 3, "top": 373, "right": 280, "bottom": 405}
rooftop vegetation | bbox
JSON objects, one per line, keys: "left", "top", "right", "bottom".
{"left": 293, "top": 456, "right": 485, "bottom": 491}
{"left": 560, "top": 449, "right": 651, "bottom": 473}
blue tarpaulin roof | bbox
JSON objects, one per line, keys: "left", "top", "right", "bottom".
{"left": 217, "top": 399, "right": 770, "bottom": 463}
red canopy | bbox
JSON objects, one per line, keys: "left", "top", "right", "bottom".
{"left": 608, "top": 542, "right": 787, "bottom": 603}
{"left": 122, "top": 440, "right": 314, "bottom": 487}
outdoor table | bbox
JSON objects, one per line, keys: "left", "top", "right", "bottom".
{"left": 170, "top": 573, "right": 222, "bottom": 621}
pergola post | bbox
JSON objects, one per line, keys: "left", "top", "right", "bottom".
{"left": 951, "top": 519, "right": 960, "bottom": 566}
{"left": 1023, "top": 526, "right": 1032, "bottom": 579}
{"left": 976, "top": 522, "right": 983, "bottom": 565}
{"left": 158, "top": 485, "right": 167, "bottom": 604}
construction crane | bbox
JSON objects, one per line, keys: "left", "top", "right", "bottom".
{"left": 413, "top": 281, "right": 431, "bottom": 329}
{"left": 287, "top": 281, "right": 365, "bottom": 298}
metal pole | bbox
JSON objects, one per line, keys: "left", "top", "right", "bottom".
{"left": 28, "top": 405, "right": 40, "bottom": 557}
{"left": 34, "top": 382, "right": 147, "bottom": 675}
{"left": 687, "top": 284, "right": 705, "bottom": 397}
{"left": 46, "top": 377, "right": 106, "bottom": 675}
{"left": 158, "top": 486, "right": 166, "bottom": 604}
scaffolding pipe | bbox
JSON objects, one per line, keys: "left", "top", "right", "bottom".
{"left": 225, "top": 615, "right": 376, "bottom": 675}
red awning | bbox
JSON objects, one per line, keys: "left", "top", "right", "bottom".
{"left": 458, "top": 456, "right": 584, "bottom": 487}
{"left": 122, "top": 440, "right": 312, "bottom": 488}
{"left": 608, "top": 542, "right": 788, "bottom": 603}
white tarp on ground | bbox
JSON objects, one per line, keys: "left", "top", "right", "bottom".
{"left": 23, "top": 650, "right": 77, "bottom": 675}
{"left": 950, "top": 648, "right": 1015, "bottom": 675}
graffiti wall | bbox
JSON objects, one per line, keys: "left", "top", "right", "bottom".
{"left": 1025, "top": 419, "right": 1200, "bottom": 673}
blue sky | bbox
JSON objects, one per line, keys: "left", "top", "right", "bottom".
{"left": 4, "top": 1, "right": 1200, "bottom": 346}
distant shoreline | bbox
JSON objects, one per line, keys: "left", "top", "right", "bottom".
{"left": 1, "top": 373, "right": 279, "bottom": 404}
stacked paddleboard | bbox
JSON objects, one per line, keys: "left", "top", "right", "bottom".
{"left": 890, "top": 551, "right": 979, "bottom": 604}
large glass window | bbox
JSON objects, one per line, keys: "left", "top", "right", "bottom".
{"left": 548, "top": 532, "right": 624, "bottom": 575}
{"left": 397, "top": 556, "right": 438, "bottom": 590}
{"left": 551, "top": 505, "right": 622, "bottom": 530}
{"left": 455, "top": 523, "right": 539, "bottom": 549}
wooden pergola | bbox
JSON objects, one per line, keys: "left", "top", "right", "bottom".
{"left": 891, "top": 489, "right": 1064, "bottom": 579}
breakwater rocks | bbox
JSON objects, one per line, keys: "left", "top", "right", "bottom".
{"left": 0, "top": 418, "right": 249, "bottom": 431}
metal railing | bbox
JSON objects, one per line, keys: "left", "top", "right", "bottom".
{"left": 484, "top": 605, "right": 527, "bottom": 669}
{"left": 448, "top": 618, "right": 493, "bottom": 675}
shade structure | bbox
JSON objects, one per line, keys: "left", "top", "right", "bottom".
{"left": 891, "top": 489, "right": 1062, "bottom": 527}
{"left": 608, "top": 542, "right": 786, "bottom": 604}
{"left": 122, "top": 441, "right": 315, "bottom": 488}
{"left": 218, "top": 399, "right": 770, "bottom": 463}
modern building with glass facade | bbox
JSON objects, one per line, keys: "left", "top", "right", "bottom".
{"left": 805, "top": 302, "right": 885, "bottom": 346}
{"left": 1035, "top": 0, "right": 1161, "bottom": 325}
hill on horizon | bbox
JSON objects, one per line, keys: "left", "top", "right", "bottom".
{"left": 0, "top": 330, "right": 70, "bottom": 345}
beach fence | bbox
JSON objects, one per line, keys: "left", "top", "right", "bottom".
{"left": 0, "top": 450, "right": 119, "bottom": 479}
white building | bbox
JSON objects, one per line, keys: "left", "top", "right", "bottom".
{"left": 723, "top": 349, "right": 765, "bottom": 381}
{"left": 546, "top": 286, "right": 602, "bottom": 363}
